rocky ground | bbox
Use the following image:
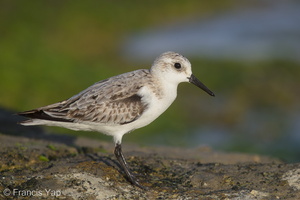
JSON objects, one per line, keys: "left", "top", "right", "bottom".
{"left": 1, "top": 108, "right": 300, "bottom": 199}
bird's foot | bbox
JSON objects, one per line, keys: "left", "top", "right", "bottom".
{"left": 127, "top": 173, "right": 148, "bottom": 190}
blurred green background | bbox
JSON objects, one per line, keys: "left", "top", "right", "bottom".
{"left": 1, "top": 1, "right": 299, "bottom": 162}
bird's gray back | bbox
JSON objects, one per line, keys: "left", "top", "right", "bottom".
{"left": 27, "top": 69, "right": 153, "bottom": 125}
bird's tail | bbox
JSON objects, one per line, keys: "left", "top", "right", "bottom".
{"left": 18, "top": 109, "right": 72, "bottom": 126}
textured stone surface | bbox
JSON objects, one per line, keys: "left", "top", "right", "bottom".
{"left": 1, "top": 132, "right": 300, "bottom": 200}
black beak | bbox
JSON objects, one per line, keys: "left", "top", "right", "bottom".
{"left": 188, "top": 74, "right": 215, "bottom": 96}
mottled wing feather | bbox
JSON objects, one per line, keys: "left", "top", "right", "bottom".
{"left": 20, "top": 69, "right": 151, "bottom": 125}
{"left": 66, "top": 94, "right": 145, "bottom": 124}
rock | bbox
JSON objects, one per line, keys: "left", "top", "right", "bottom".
{"left": 1, "top": 133, "right": 300, "bottom": 200}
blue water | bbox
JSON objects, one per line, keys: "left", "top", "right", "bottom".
{"left": 122, "top": 1, "right": 300, "bottom": 62}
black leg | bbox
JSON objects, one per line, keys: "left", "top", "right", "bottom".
{"left": 114, "top": 143, "right": 147, "bottom": 189}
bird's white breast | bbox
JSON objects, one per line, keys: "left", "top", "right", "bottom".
{"left": 133, "top": 81, "right": 178, "bottom": 128}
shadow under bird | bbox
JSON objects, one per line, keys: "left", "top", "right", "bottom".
{"left": 18, "top": 51, "right": 215, "bottom": 189}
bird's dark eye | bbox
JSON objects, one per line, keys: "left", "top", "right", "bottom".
{"left": 174, "top": 63, "right": 181, "bottom": 69}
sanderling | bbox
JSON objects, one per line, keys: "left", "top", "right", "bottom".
{"left": 18, "top": 51, "right": 214, "bottom": 189}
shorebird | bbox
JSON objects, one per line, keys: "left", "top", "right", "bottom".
{"left": 18, "top": 51, "right": 214, "bottom": 189}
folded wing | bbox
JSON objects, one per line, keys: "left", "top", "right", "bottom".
{"left": 19, "top": 69, "right": 150, "bottom": 125}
